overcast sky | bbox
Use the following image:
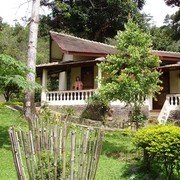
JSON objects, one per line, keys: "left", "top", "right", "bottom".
{"left": 0, "top": 0, "right": 179, "bottom": 27}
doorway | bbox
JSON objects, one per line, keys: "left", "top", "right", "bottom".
{"left": 81, "top": 66, "right": 94, "bottom": 89}
{"left": 153, "top": 71, "right": 169, "bottom": 109}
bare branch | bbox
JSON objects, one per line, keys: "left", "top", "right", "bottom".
{"left": 88, "top": 0, "right": 95, "bottom": 8}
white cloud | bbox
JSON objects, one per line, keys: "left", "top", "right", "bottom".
{"left": 0, "top": 0, "right": 50, "bottom": 26}
{"left": 0, "top": 0, "right": 30, "bottom": 25}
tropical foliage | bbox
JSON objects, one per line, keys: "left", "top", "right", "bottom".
{"left": 0, "top": 54, "right": 30, "bottom": 101}
{"left": 150, "top": 11, "right": 180, "bottom": 52}
{"left": 0, "top": 54, "right": 41, "bottom": 102}
{"left": 0, "top": 22, "right": 49, "bottom": 64}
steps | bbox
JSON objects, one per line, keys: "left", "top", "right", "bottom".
{"left": 148, "top": 94, "right": 180, "bottom": 124}
{"left": 149, "top": 110, "right": 160, "bottom": 119}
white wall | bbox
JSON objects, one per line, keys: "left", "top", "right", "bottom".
{"left": 51, "top": 41, "right": 63, "bottom": 60}
{"left": 63, "top": 54, "right": 73, "bottom": 61}
{"left": 59, "top": 71, "right": 67, "bottom": 90}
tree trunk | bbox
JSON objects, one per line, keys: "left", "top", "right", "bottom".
{"left": 24, "top": 0, "right": 40, "bottom": 122}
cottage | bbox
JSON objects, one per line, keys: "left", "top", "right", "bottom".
{"left": 36, "top": 32, "right": 180, "bottom": 122}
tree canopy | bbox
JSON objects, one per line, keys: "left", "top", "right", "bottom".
{"left": 0, "top": 54, "right": 30, "bottom": 101}
{"left": 0, "top": 24, "right": 28, "bottom": 63}
{"left": 150, "top": 10, "right": 180, "bottom": 52}
{"left": 40, "top": 0, "right": 145, "bottom": 42}
{"left": 0, "top": 22, "right": 49, "bottom": 64}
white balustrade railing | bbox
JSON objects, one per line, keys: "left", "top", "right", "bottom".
{"left": 158, "top": 94, "right": 180, "bottom": 124}
{"left": 168, "top": 94, "right": 180, "bottom": 106}
{"left": 43, "top": 89, "right": 96, "bottom": 105}
{"left": 42, "top": 89, "right": 149, "bottom": 106}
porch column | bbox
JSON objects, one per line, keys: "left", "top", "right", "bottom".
{"left": 97, "top": 66, "right": 102, "bottom": 88}
{"left": 59, "top": 71, "right": 67, "bottom": 90}
{"left": 147, "top": 96, "right": 153, "bottom": 110}
{"left": 41, "top": 69, "right": 48, "bottom": 104}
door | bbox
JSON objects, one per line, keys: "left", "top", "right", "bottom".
{"left": 153, "top": 71, "right": 169, "bottom": 109}
{"left": 81, "top": 66, "right": 94, "bottom": 89}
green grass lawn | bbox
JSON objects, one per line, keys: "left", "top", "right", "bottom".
{"left": 0, "top": 106, "right": 28, "bottom": 180}
{"left": 0, "top": 106, "right": 139, "bottom": 180}
{"left": 96, "top": 130, "right": 140, "bottom": 180}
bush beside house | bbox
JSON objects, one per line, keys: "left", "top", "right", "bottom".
{"left": 134, "top": 125, "right": 180, "bottom": 179}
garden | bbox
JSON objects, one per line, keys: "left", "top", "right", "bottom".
{"left": 0, "top": 104, "right": 180, "bottom": 180}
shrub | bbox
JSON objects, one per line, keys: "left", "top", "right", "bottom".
{"left": 37, "top": 106, "right": 62, "bottom": 126}
{"left": 81, "top": 94, "right": 109, "bottom": 122}
{"left": 133, "top": 125, "right": 180, "bottom": 179}
{"left": 59, "top": 106, "right": 75, "bottom": 121}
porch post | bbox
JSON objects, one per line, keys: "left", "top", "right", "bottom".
{"left": 148, "top": 96, "right": 153, "bottom": 110}
{"left": 41, "top": 69, "right": 48, "bottom": 105}
{"left": 59, "top": 71, "right": 67, "bottom": 90}
{"left": 97, "top": 66, "right": 102, "bottom": 88}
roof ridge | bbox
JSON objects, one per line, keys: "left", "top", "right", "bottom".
{"left": 50, "top": 31, "right": 115, "bottom": 48}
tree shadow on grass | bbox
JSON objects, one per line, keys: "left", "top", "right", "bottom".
{"left": 0, "top": 125, "right": 11, "bottom": 150}
{"left": 101, "top": 140, "right": 163, "bottom": 179}
{"left": 120, "top": 161, "right": 169, "bottom": 180}
{"left": 101, "top": 140, "right": 137, "bottom": 161}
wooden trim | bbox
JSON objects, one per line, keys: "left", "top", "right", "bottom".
{"left": 160, "top": 56, "right": 180, "bottom": 62}
{"left": 36, "top": 60, "right": 101, "bottom": 77}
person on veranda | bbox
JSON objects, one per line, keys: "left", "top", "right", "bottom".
{"left": 73, "top": 76, "right": 83, "bottom": 90}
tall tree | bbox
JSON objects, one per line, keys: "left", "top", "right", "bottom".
{"left": 0, "top": 22, "right": 49, "bottom": 64}
{"left": 40, "top": 0, "right": 146, "bottom": 42}
{"left": 170, "top": 10, "right": 180, "bottom": 40}
{"left": 24, "top": 0, "right": 41, "bottom": 121}
{"left": 98, "top": 19, "right": 162, "bottom": 128}
{"left": 0, "top": 24, "right": 29, "bottom": 62}
{"left": 150, "top": 26, "right": 180, "bottom": 52}
{"left": 164, "top": 0, "right": 180, "bottom": 40}
{"left": 150, "top": 10, "right": 180, "bottom": 52}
